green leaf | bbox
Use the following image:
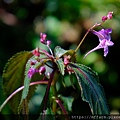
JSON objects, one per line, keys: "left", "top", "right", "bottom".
{"left": 20, "top": 99, "right": 29, "bottom": 115}
{"left": 2, "top": 51, "right": 33, "bottom": 113}
{"left": 61, "top": 95, "right": 74, "bottom": 112}
{"left": 69, "top": 63, "right": 110, "bottom": 115}
{"left": 21, "top": 57, "right": 43, "bottom": 100}
{"left": 54, "top": 46, "right": 76, "bottom": 63}
{"left": 19, "top": 56, "right": 44, "bottom": 112}
{"left": 56, "top": 59, "right": 65, "bottom": 75}
{"left": 37, "top": 90, "right": 55, "bottom": 120}
{"left": 54, "top": 46, "right": 68, "bottom": 58}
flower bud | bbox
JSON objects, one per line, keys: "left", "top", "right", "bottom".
{"left": 107, "top": 11, "right": 113, "bottom": 19}
{"left": 28, "top": 67, "right": 36, "bottom": 78}
{"left": 32, "top": 48, "right": 40, "bottom": 57}
{"left": 46, "top": 40, "right": 51, "bottom": 46}
{"left": 40, "top": 33, "right": 47, "bottom": 44}
{"left": 64, "top": 55, "right": 71, "bottom": 65}
{"left": 39, "top": 66, "right": 46, "bottom": 75}
{"left": 102, "top": 16, "right": 108, "bottom": 22}
{"left": 30, "top": 60, "right": 36, "bottom": 66}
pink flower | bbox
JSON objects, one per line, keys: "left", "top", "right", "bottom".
{"left": 32, "top": 48, "right": 40, "bottom": 57}
{"left": 28, "top": 67, "right": 36, "bottom": 78}
{"left": 102, "top": 16, "right": 108, "bottom": 22}
{"left": 64, "top": 55, "right": 71, "bottom": 65}
{"left": 39, "top": 66, "right": 46, "bottom": 75}
{"left": 102, "top": 11, "right": 113, "bottom": 22}
{"left": 30, "top": 60, "right": 37, "bottom": 66}
{"left": 40, "top": 33, "right": 47, "bottom": 44}
{"left": 107, "top": 11, "right": 113, "bottom": 19}
{"left": 46, "top": 40, "right": 51, "bottom": 46}
{"left": 84, "top": 28, "right": 114, "bottom": 58}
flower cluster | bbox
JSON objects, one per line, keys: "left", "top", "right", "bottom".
{"left": 64, "top": 55, "right": 71, "bottom": 65}
{"left": 102, "top": 11, "right": 113, "bottom": 22}
{"left": 28, "top": 65, "right": 46, "bottom": 78}
{"left": 40, "top": 33, "right": 51, "bottom": 46}
{"left": 28, "top": 33, "right": 51, "bottom": 78}
{"left": 32, "top": 47, "right": 40, "bottom": 57}
{"left": 84, "top": 12, "right": 114, "bottom": 58}
{"left": 28, "top": 11, "right": 114, "bottom": 78}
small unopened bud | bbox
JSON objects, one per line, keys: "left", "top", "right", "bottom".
{"left": 40, "top": 33, "right": 47, "bottom": 44}
{"left": 32, "top": 48, "right": 40, "bottom": 57}
{"left": 107, "top": 11, "right": 113, "bottom": 19}
{"left": 102, "top": 16, "right": 108, "bottom": 22}
{"left": 40, "top": 38, "right": 45, "bottom": 44}
{"left": 46, "top": 40, "right": 51, "bottom": 46}
{"left": 39, "top": 66, "right": 46, "bottom": 75}
{"left": 30, "top": 60, "right": 36, "bottom": 66}
{"left": 64, "top": 55, "right": 71, "bottom": 65}
{"left": 28, "top": 67, "right": 36, "bottom": 78}
{"left": 40, "top": 33, "right": 47, "bottom": 39}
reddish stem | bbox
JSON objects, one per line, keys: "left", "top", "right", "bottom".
{"left": 55, "top": 98, "right": 68, "bottom": 114}
{"left": 0, "top": 80, "right": 48, "bottom": 112}
{"left": 43, "top": 71, "right": 54, "bottom": 112}
{"left": 55, "top": 98, "right": 69, "bottom": 120}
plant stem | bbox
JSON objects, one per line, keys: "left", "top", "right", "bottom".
{"left": 74, "top": 21, "right": 104, "bottom": 54}
{"left": 40, "top": 48, "right": 54, "bottom": 59}
{"left": 43, "top": 71, "right": 54, "bottom": 112}
{"left": 47, "top": 45, "right": 54, "bottom": 56}
{"left": 75, "top": 29, "right": 90, "bottom": 53}
{"left": 0, "top": 80, "right": 48, "bottom": 112}
{"left": 51, "top": 85, "right": 57, "bottom": 114}
{"left": 51, "top": 71, "right": 59, "bottom": 114}
{"left": 55, "top": 98, "right": 69, "bottom": 120}
{"left": 55, "top": 98, "right": 68, "bottom": 114}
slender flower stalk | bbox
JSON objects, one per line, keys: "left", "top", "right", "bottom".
{"left": 0, "top": 81, "right": 48, "bottom": 112}
{"left": 75, "top": 29, "right": 90, "bottom": 53}
{"left": 47, "top": 45, "right": 54, "bottom": 56}
{"left": 75, "top": 22, "right": 104, "bottom": 53}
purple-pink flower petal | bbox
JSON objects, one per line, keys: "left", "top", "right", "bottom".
{"left": 84, "top": 28, "right": 114, "bottom": 58}
{"left": 84, "top": 44, "right": 103, "bottom": 58}
{"left": 28, "top": 67, "right": 36, "bottom": 78}
{"left": 106, "top": 40, "right": 114, "bottom": 46}
{"left": 107, "top": 11, "right": 113, "bottom": 19}
{"left": 92, "top": 30, "right": 104, "bottom": 40}
{"left": 104, "top": 46, "right": 108, "bottom": 57}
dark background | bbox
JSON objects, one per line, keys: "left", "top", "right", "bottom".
{"left": 0, "top": 0, "right": 120, "bottom": 115}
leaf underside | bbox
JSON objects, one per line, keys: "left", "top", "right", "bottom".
{"left": 69, "top": 63, "right": 109, "bottom": 115}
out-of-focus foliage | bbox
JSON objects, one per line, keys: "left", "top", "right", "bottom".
{"left": 0, "top": 0, "right": 120, "bottom": 115}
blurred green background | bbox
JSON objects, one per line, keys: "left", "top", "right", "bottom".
{"left": 0, "top": 0, "right": 120, "bottom": 115}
